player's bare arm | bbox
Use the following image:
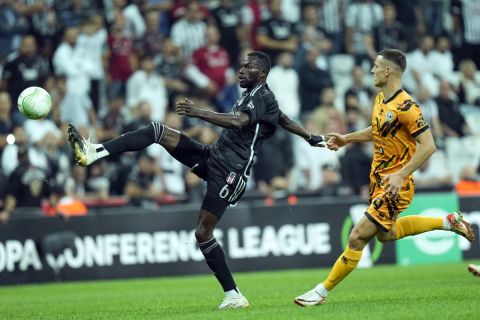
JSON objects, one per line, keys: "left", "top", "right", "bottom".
{"left": 327, "top": 126, "right": 373, "bottom": 151}
{"left": 176, "top": 98, "right": 249, "bottom": 129}
{"left": 382, "top": 129, "right": 436, "bottom": 199}
{"left": 278, "top": 111, "right": 326, "bottom": 147}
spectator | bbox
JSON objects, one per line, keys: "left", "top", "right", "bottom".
{"left": 77, "top": 14, "right": 108, "bottom": 113}
{"left": 415, "top": 86, "right": 443, "bottom": 141}
{"left": 210, "top": 0, "right": 244, "bottom": 67}
{"left": 0, "top": 146, "right": 58, "bottom": 224}
{"left": 310, "top": 87, "right": 346, "bottom": 135}
{"left": 253, "top": 127, "right": 293, "bottom": 198}
{"left": 186, "top": 25, "right": 234, "bottom": 102}
{"left": 424, "top": 0, "right": 446, "bottom": 37}
{"left": 170, "top": 1, "right": 207, "bottom": 59}
{"left": 391, "top": 0, "right": 425, "bottom": 51}
{"left": 1, "top": 126, "right": 28, "bottom": 176}
{"left": 340, "top": 143, "right": 371, "bottom": 196}
{"left": 0, "top": 91, "right": 22, "bottom": 157}
{"left": 344, "top": 66, "right": 375, "bottom": 118}
{"left": 430, "top": 35, "right": 455, "bottom": 83}
{"left": 298, "top": 46, "right": 333, "bottom": 115}
{"left": 57, "top": 75, "right": 96, "bottom": 130}
{"left": 57, "top": 0, "right": 94, "bottom": 28}
{"left": 126, "top": 55, "right": 168, "bottom": 122}
{"left": 154, "top": 38, "right": 189, "bottom": 104}
{"left": 2, "top": 35, "right": 50, "bottom": 108}
{"left": 413, "top": 150, "right": 453, "bottom": 189}
{"left": 376, "top": 2, "right": 407, "bottom": 53}
{"left": 436, "top": 80, "right": 472, "bottom": 137}
{"left": 0, "top": 1, "right": 29, "bottom": 58}
{"left": 267, "top": 51, "right": 300, "bottom": 119}
{"left": 147, "top": 112, "right": 186, "bottom": 197}
{"left": 241, "top": 0, "right": 269, "bottom": 50}
{"left": 345, "top": 0, "right": 383, "bottom": 66}
{"left": 458, "top": 59, "right": 480, "bottom": 106}
{"left": 403, "top": 34, "right": 439, "bottom": 97}
{"left": 294, "top": 25, "right": 329, "bottom": 71}
{"left": 296, "top": 4, "right": 332, "bottom": 53}
{"left": 111, "top": 0, "right": 146, "bottom": 39}
{"left": 106, "top": 14, "right": 135, "bottom": 100}
{"left": 257, "top": 0, "right": 297, "bottom": 63}
{"left": 65, "top": 165, "right": 108, "bottom": 200}
{"left": 53, "top": 27, "right": 91, "bottom": 96}
{"left": 136, "top": 10, "right": 164, "bottom": 58}
{"left": 292, "top": 117, "right": 340, "bottom": 192}
{"left": 318, "top": 0, "right": 343, "bottom": 54}
{"left": 125, "top": 153, "right": 162, "bottom": 208}
{"left": 452, "top": 0, "right": 480, "bottom": 67}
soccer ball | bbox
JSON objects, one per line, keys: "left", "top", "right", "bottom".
{"left": 17, "top": 86, "right": 52, "bottom": 120}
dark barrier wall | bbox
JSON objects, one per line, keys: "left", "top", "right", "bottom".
{"left": 0, "top": 197, "right": 396, "bottom": 285}
{"left": 459, "top": 196, "right": 480, "bottom": 260}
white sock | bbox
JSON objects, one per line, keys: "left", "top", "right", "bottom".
{"left": 225, "top": 288, "right": 241, "bottom": 297}
{"left": 94, "top": 143, "right": 110, "bottom": 159}
{"left": 314, "top": 283, "right": 329, "bottom": 297}
{"left": 442, "top": 216, "right": 451, "bottom": 230}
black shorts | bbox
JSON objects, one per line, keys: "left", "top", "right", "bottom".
{"left": 170, "top": 134, "right": 247, "bottom": 218}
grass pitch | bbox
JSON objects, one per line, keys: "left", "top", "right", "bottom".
{"left": 1, "top": 262, "right": 479, "bottom": 320}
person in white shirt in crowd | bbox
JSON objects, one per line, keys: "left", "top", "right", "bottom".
{"left": 430, "top": 35, "right": 455, "bottom": 83}
{"left": 292, "top": 116, "right": 340, "bottom": 192}
{"left": 403, "top": 34, "right": 439, "bottom": 97}
{"left": 76, "top": 14, "right": 108, "bottom": 114}
{"left": 413, "top": 150, "right": 453, "bottom": 189}
{"left": 414, "top": 86, "right": 443, "bottom": 141}
{"left": 170, "top": 1, "right": 207, "bottom": 59}
{"left": 57, "top": 75, "right": 96, "bottom": 130}
{"left": 126, "top": 55, "right": 168, "bottom": 122}
{"left": 458, "top": 59, "right": 480, "bottom": 106}
{"left": 345, "top": 0, "right": 383, "bottom": 66}
{"left": 147, "top": 112, "right": 186, "bottom": 197}
{"left": 267, "top": 51, "right": 300, "bottom": 120}
{"left": 110, "top": 0, "right": 145, "bottom": 39}
{"left": 52, "top": 27, "right": 92, "bottom": 96}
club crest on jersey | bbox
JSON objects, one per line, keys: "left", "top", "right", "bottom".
{"left": 385, "top": 111, "right": 394, "bottom": 122}
{"left": 226, "top": 172, "right": 237, "bottom": 185}
{"left": 247, "top": 101, "right": 254, "bottom": 109}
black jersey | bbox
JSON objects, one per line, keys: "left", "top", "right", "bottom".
{"left": 209, "top": 84, "right": 280, "bottom": 176}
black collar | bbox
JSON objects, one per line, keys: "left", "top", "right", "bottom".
{"left": 383, "top": 89, "right": 404, "bottom": 104}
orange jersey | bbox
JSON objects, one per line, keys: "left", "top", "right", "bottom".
{"left": 370, "top": 89, "right": 429, "bottom": 187}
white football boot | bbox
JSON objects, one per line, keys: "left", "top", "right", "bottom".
{"left": 294, "top": 288, "right": 327, "bottom": 307}
{"left": 468, "top": 264, "right": 480, "bottom": 277}
{"left": 67, "top": 123, "right": 99, "bottom": 166}
{"left": 218, "top": 294, "right": 249, "bottom": 309}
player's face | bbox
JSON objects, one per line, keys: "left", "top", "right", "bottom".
{"left": 371, "top": 56, "right": 388, "bottom": 87}
{"left": 238, "top": 56, "right": 262, "bottom": 89}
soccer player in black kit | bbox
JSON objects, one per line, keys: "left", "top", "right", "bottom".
{"left": 67, "top": 51, "right": 325, "bottom": 309}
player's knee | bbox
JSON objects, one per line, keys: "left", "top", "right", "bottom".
{"left": 348, "top": 229, "right": 365, "bottom": 250}
{"left": 195, "top": 227, "right": 213, "bottom": 243}
{"left": 376, "top": 232, "right": 395, "bottom": 243}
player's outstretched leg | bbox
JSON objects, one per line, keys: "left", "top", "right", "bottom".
{"left": 67, "top": 122, "right": 167, "bottom": 166}
{"left": 468, "top": 264, "right": 480, "bottom": 276}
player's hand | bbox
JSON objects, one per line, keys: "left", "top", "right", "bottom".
{"left": 306, "top": 134, "right": 326, "bottom": 147}
{"left": 382, "top": 173, "right": 405, "bottom": 201}
{"left": 176, "top": 98, "right": 199, "bottom": 118}
{"left": 326, "top": 132, "right": 347, "bottom": 151}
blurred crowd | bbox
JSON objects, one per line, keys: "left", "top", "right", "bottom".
{"left": 0, "top": 0, "right": 479, "bottom": 216}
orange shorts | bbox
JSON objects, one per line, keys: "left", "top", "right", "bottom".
{"left": 365, "top": 178, "right": 415, "bottom": 231}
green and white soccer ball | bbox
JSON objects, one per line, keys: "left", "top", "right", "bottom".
{"left": 17, "top": 86, "right": 52, "bottom": 120}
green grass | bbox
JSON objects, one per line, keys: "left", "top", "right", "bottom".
{"left": 1, "top": 262, "right": 479, "bottom": 320}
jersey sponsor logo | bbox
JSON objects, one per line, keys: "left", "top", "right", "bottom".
{"left": 226, "top": 172, "right": 237, "bottom": 185}
{"left": 416, "top": 117, "right": 427, "bottom": 128}
{"left": 385, "top": 111, "right": 394, "bottom": 122}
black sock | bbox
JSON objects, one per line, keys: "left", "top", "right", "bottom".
{"left": 103, "top": 122, "right": 164, "bottom": 155}
{"left": 198, "top": 237, "right": 237, "bottom": 292}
